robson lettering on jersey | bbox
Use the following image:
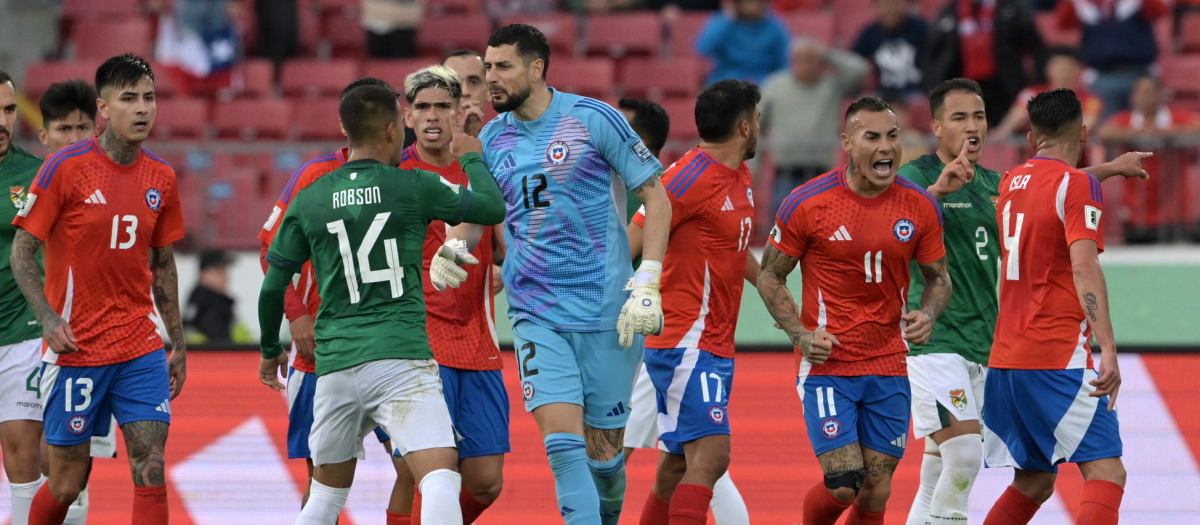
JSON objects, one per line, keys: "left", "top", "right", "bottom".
{"left": 332, "top": 186, "right": 382, "bottom": 209}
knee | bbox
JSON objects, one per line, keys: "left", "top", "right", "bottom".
{"left": 48, "top": 477, "right": 81, "bottom": 505}
{"left": 1084, "top": 460, "right": 1127, "bottom": 488}
{"left": 694, "top": 449, "right": 730, "bottom": 481}
{"left": 938, "top": 434, "right": 983, "bottom": 473}
{"left": 465, "top": 471, "right": 503, "bottom": 504}
{"left": 858, "top": 478, "right": 891, "bottom": 507}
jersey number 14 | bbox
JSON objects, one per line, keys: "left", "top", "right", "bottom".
{"left": 326, "top": 212, "right": 404, "bottom": 304}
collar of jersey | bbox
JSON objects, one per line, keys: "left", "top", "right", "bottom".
{"left": 343, "top": 158, "right": 382, "bottom": 167}
{"left": 510, "top": 87, "right": 561, "bottom": 129}
{"left": 1031, "top": 156, "right": 1071, "bottom": 168}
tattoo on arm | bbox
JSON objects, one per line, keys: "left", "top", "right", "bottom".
{"left": 629, "top": 175, "right": 659, "bottom": 196}
{"left": 1084, "top": 292, "right": 1098, "bottom": 322}
{"left": 150, "top": 245, "right": 185, "bottom": 349}
{"left": 917, "top": 256, "right": 952, "bottom": 322}
{"left": 122, "top": 420, "right": 168, "bottom": 486}
{"left": 757, "top": 247, "right": 806, "bottom": 341}
{"left": 10, "top": 229, "right": 58, "bottom": 327}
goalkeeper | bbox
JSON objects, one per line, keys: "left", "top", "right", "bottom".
{"left": 430, "top": 24, "right": 672, "bottom": 525}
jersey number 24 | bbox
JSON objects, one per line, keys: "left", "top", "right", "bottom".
{"left": 326, "top": 212, "right": 405, "bottom": 304}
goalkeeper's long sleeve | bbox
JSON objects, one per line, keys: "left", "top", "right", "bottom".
{"left": 258, "top": 264, "right": 294, "bottom": 359}
{"left": 458, "top": 152, "right": 506, "bottom": 225}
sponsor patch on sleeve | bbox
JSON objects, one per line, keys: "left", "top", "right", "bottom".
{"left": 629, "top": 140, "right": 654, "bottom": 166}
{"left": 263, "top": 206, "right": 281, "bottom": 231}
{"left": 770, "top": 223, "right": 782, "bottom": 243}
{"left": 17, "top": 194, "right": 36, "bottom": 217}
{"left": 1084, "top": 205, "right": 1101, "bottom": 230}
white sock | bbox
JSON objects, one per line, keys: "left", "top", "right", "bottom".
{"left": 295, "top": 479, "right": 349, "bottom": 525}
{"left": 929, "top": 434, "right": 982, "bottom": 525}
{"left": 418, "top": 469, "right": 463, "bottom": 525}
{"left": 63, "top": 485, "right": 89, "bottom": 525}
{"left": 709, "top": 471, "right": 749, "bottom": 525}
{"left": 906, "top": 439, "right": 941, "bottom": 525}
{"left": 9, "top": 476, "right": 46, "bottom": 525}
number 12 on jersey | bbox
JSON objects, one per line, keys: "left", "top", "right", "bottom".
{"left": 326, "top": 212, "right": 404, "bottom": 304}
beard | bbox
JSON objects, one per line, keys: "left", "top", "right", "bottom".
{"left": 492, "top": 84, "right": 533, "bottom": 113}
{"left": 744, "top": 136, "right": 758, "bottom": 161}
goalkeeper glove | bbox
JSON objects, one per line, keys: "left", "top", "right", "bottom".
{"left": 617, "top": 261, "right": 663, "bottom": 348}
{"left": 430, "top": 238, "right": 478, "bottom": 291}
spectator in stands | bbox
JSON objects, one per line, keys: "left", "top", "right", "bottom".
{"left": 759, "top": 36, "right": 869, "bottom": 213}
{"left": 852, "top": 0, "right": 929, "bottom": 101}
{"left": 184, "top": 250, "right": 237, "bottom": 345}
{"left": 885, "top": 94, "right": 932, "bottom": 166}
{"left": 564, "top": 0, "right": 641, "bottom": 13}
{"left": 992, "top": 46, "right": 1103, "bottom": 139}
{"left": 924, "top": 0, "right": 1046, "bottom": 123}
{"left": 1057, "top": 0, "right": 1168, "bottom": 118}
{"left": 155, "top": 0, "right": 241, "bottom": 96}
{"left": 485, "top": 0, "right": 557, "bottom": 17}
{"left": 363, "top": 0, "right": 424, "bottom": 58}
{"left": 696, "top": 0, "right": 791, "bottom": 86}
{"left": 1099, "top": 75, "right": 1200, "bottom": 243}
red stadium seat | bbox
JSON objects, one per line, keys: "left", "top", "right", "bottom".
{"left": 1162, "top": 55, "right": 1200, "bottom": 100}
{"left": 23, "top": 61, "right": 97, "bottom": 99}
{"left": 213, "top": 98, "right": 294, "bottom": 140}
{"left": 783, "top": 11, "right": 835, "bottom": 47}
{"left": 63, "top": 0, "right": 140, "bottom": 20}
{"left": 586, "top": 13, "right": 662, "bottom": 58}
{"left": 832, "top": 0, "right": 877, "bottom": 46}
{"left": 918, "top": 0, "right": 945, "bottom": 18}
{"left": 658, "top": 99, "right": 698, "bottom": 141}
{"left": 363, "top": 59, "right": 431, "bottom": 86}
{"left": 152, "top": 98, "right": 210, "bottom": 140}
{"left": 323, "top": 13, "right": 367, "bottom": 58}
{"left": 547, "top": 59, "right": 616, "bottom": 100}
{"left": 418, "top": 15, "right": 493, "bottom": 58}
{"left": 620, "top": 57, "right": 705, "bottom": 101}
{"left": 428, "top": 0, "right": 481, "bottom": 17}
{"left": 232, "top": 59, "right": 276, "bottom": 98}
{"left": 281, "top": 59, "right": 359, "bottom": 99}
{"left": 1181, "top": 13, "right": 1200, "bottom": 54}
{"left": 1035, "top": 12, "right": 1080, "bottom": 47}
{"left": 294, "top": 98, "right": 345, "bottom": 141}
{"left": 72, "top": 18, "right": 152, "bottom": 59}
{"left": 501, "top": 14, "right": 579, "bottom": 56}
{"left": 669, "top": 12, "right": 714, "bottom": 59}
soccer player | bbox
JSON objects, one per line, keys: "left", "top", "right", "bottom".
{"left": 257, "top": 83, "right": 505, "bottom": 525}
{"left": 982, "top": 88, "right": 1126, "bottom": 525}
{"left": 443, "top": 50, "right": 490, "bottom": 138}
{"left": 628, "top": 80, "right": 761, "bottom": 525}
{"left": 432, "top": 24, "right": 671, "bottom": 525}
{"left": 757, "top": 96, "right": 951, "bottom": 525}
{"left": 257, "top": 76, "right": 415, "bottom": 523}
{"left": 389, "top": 65, "right": 509, "bottom": 525}
{"left": 12, "top": 54, "right": 187, "bottom": 525}
{"left": 0, "top": 69, "right": 48, "bottom": 525}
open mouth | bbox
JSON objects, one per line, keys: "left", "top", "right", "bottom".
{"left": 872, "top": 158, "right": 893, "bottom": 176}
{"left": 966, "top": 137, "right": 981, "bottom": 152}
{"left": 132, "top": 120, "right": 149, "bottom": 131}
{"left": 422, "top": 127, "right": 442, "bottom": 141}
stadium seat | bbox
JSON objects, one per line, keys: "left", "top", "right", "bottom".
{"left": 1035, "top": 12, "right": 1080, "bottom": 47}
{"left": 669, "top": 12, "right": 714, "bottom": 59}
{"left": 323, "top": 12, "right": 367, "bottom": 58}
{"left": 1181, "top": 13, "right": 1200, "bottom": 53}
{"left": 832, "top": 0, "right": 877, "bottom": 46}
{"left": 501, "top": 14, "right": 579, "bottom": 56}
{"left": 63, "top": 0, "right": 140, "bottom": 20}
{"left": 233, "top": 59, "right": 276, "bottom": 98}
{"left": 23, "top": 61, "right": 97, "bottom": 99}
{"left": 586, "top": 13, "right": 662, "bottom": 58}
{"left": 213, "top": 98, "right": 294, "bottom": 140}
{"left": 294, "top": 98, "right": 345, "bottom": 141}
{"left": 620, "top": 57, "right": 704, "bottom": 101}
{"left": 547, "top": 59, "right": 616, "bottom": 100}
{"left": 773, "top": 0, "right": 824, "bottom": 12}
{"left": 1161, "top": 55, "right": 1200, "bottom": 100}
{"left": 658, "top": 99, "right": 698, "bottom": 141}
{"left": 203, "top": 168, "right": 263, "bottom": 250}
{"left": 783, "top": 11, "right": 835, "bottom": 47}
{"left": 152, "top": 98, "right": 210, "bottom": 140}
{"left": 316, "top": 0, "right": 360, "bottom": 13}
{"left": 72, "top": 18, "right": 153, "bottom": 59}
{"left": 418, "top": 15, "right": 493, "bottom": 58}
{"left": 918, "top": 0, "right": 945, "bottom": 18}
{"left": 428, "top": 0, "right": 481, "bottom": 17}
{"left": 362, "top": 59, "right": 430, "bottom": 86}
{"left": 281, "top": 59, "right": 359, "bottom": 99}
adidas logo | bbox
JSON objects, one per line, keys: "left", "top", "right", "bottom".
{"left": 890, "top": 434, "right": 907, "bottom": 449}
{"left": 720, "top": 196, "right": 734, "bottom": 211}
{"left": 155, "top": 400, "right": 171, "bottom": 414}
{"left": 828, "top": 225, "right": 852, "bottom": 241}
{"left": 605, "top": 401, "right": 627, "bottom": 417}
{"left": 83, "top": 189, "right": 107, "bottom": 204}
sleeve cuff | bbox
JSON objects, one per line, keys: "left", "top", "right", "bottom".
{"left": 266, "top": 250, "right": 305, "bottom": 274}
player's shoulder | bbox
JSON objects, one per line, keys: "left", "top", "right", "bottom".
{"left": 141, "top": 147, "right": 178, "bottom": 180}
{"left": 898, "top": 153, "right": 941, "bottom": 184}
{"left": 479, "top": 113, "right": 512, "bottom": 142}
{"left": 563, "top": 93, "right": 632, "bottom": 139}
{"left": 893, "top": 174, "right": 943, "bottom": 223}
{"left": 398, "top": 145, "right": 419, "bottom": 169}
{"left": 1, "top": 145, "right": 44, "bottom": 182}
{"left": 279, "top": 150, "right": 345, "bottom": 203}
{"left": 32, "top": 138, "right": 99, "bottom": 189}
{"left": 7, "top": 144, "right": 44, "bottom": 166}
{"left": 662, "top": 148, "right": 715, "bottom": 199}
{"left": 776, "top": 167, "right": 843, "bottom": 224}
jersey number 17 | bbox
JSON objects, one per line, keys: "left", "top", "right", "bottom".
{"left": 326, "top": 212, "right": 405, "bottom": 304}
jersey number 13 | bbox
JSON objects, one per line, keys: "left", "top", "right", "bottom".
{"left": 326, "top": 212, "right": 405, "bottom": 304}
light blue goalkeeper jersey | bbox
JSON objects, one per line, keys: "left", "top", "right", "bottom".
{"left": 480, "top": 88, "right": 662, "bottom": 332}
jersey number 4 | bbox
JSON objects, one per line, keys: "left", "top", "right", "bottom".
{"left": 326, "top": 212, "right": 404, "bottom": 304}
{"left": 1001, "top": 201, "right": 1024, "bottom": 281}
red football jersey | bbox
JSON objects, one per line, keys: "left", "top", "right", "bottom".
{"left": 399, "top": 145, "right": 501, "bottom": 370}
{"left": 991, "top": 157, "right": 1105, "bottom": 370}
{"left": 770, "top": 167, "right": 945, "bottom": 377}
{"left": 13, "top": 137, "right": 186, "bottom": 367}
{"left": 632, "top": 147, "right": 754, "bottom": 358}
{"left": 258, "top": 148, "right": 347, "bottom": 374}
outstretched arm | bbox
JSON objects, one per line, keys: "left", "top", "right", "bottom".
{"left": 10, "top": 228, "right": 76, "bottom": 353}
{"left": 1083, "top": 151, "right": 1152, "bottom": 182}
{"left": 150, "top": 244, "right": 187, "bottom": 399}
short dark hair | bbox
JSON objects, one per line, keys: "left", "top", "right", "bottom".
{"left": 618, "top": 98, "right": 669, "bottom": 157}
{"left": 1027, "top": 88, "right": 1082, "bottom": 138}
{"left": 844, "top": 95, "right": 892, "bottom": 122}
{"left": 443, "top": 49, "right": 483, "bottom": 63}
{"left": 0, "top": 69, "right": 13, "bottom": 90}
{"left": 929, "top": 78, "right": 983, "bottom": 118}
{"left": 340, "top": 85, "right": 402, "bottom": 144}
{"left": 40, "top": 79, "right": 98, "bottom": 126}
{"left": 1047, "top": 46, "right": 1081, "bottom": 62}
{"left": 487, "top": 24, "right": 551, "bottom": 80}
{"left": 695, "top": 79, "right": 761, "bottom": 143}
{"left": 95, "top": 54, "right": 154, "bottom": 95}
{"left": 341, "top": 77, "right": 395, "bottom": 100}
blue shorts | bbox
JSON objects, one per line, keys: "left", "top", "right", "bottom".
{"left": 41, "top": 349, "right": 171, "bottom": 447}
{"left": 796, "top": 374, "right": 911, "bottom": 459}
{"left": 287, "top": 368, "right": 389, "bottom": 459}
{"left": 440, "top": 367, "right": 510, "bottom": 459}
{"left": 644, "top": 347, "right": 733, "bottom": 455}
{"left": 984, "top": 368, "right": 1122, "bottom": 473}
{"left": 513, "top": 321, "right": 642, "bottom": 429}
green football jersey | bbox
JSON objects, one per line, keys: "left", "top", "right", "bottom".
{"left": 900, "top": 153, "right": 1001, "bottom": 365}
{"left": 266, "top": 155, "right": 504, "bottom": 376}
{"left": 0, "top": 145, "right": 43, "bottom": 346}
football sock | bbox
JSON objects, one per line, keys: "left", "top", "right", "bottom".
{"left": 1079, "top": 480, "right": 1123, "bottom": 525}
{"left": 637, "top": 491, "right": 670, "bottom": 525}
{"left": 411, "top": 489, "right": 423, "bottom": 525}
{"left": 930, "top": 434, "right": 982, "bottom": 525}
{"left": 709, "top": 471, "right": 749, "bottom": 525}
{"left": 587, "top": 452, "right": 626, "bottom": 525}
{"left": 544, "top": 433, "right": 601, "bottom": 525}
{"left": 982, "top": 486, "right": 1039, "bottom": 525}
{"left": 668, "top": 484, "right": 712, "bottom": 525}
{"left": 460, "top": 491, "right": 492, "bottom": 524}
{"left": 29, "top": 483, "right": 70, "bottom": 525}
{"left": 10, "top": 476, "right": 45, "bottom": 525}
{"left": 906, "top": 444, "right": 942, "bottom": 525}
{"left": 296, "top": 480, "right": 349, "bottom": 525}
{"left": 418, "top": 469, "right": 463, "bottom": 525}
{"left": 131, "top": 485, "right": 168, "bottom": 525}
{"left": 386, "top": 510, "right": 411, "bottom": 525}
{"left": 802, "top": 481, "right": 851, "bottom": 525}
{"left": 845, "top": 504, "right": 885, "bottom": 525}
{"left": 63, "top": 485, "right": 88, "bottom": 525}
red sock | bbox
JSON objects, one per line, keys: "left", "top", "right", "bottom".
{"left": 802, "top": 482, "right": 851, "bottom": 525}
{"left": 460, "top": 492, "right": 493, "bottom": 524}
{"left": 411, "top": 486, "right": 423, "bottom": 525}
{"left": 844, "top": 503, "right": 885, "bottom": 525}
{"left": 668, "top": 484, "right": 713, "bottom": 525}
{"left": 983, "top": 486, "right": 1040, "bottom": 525}
{"left": 638, "top": 491, "right": 671, "bottom": 525}
{"left": 29, "top": 483, "right": 70, "bottom": 525}
{"left": 132, "top": 485, "right": 169, "bottom": 525}
{"left": 387, "top": 510, "right": 412, "bottom": 525}
{"left": 1079, "top": 480, "right": 1123, "bottom": 525}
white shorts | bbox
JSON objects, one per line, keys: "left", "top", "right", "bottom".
{"left": 309, "top": 359, "right": 456, "bottom": 466}
{"left": 90, "top": 417, "right": 119, "bottom": 458}
{"left": 625, "top": 359, "right": 659, "bottom": 450}
{"left": 0, "top": 338, "right": 44, "bottom": 423}
{"left": 908, "top": 353, "right": 987, "bottom": 439}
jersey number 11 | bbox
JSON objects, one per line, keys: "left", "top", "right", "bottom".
{"left": 326, "top": 212, "right": 405, "bottom": 304}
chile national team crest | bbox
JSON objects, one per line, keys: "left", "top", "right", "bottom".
{"left": 746, "top": 187, "right": 754, "bottom": 207}
{"left": 68, "top": 415, "right": 88, "bottom": 435}
{"left": 145, "top": 188, "right": 162, "bottom": 211}
{"left": 822, "top": 418, "right": 841, "bottom": 438}
{"left": 708, "top": 405, "right": 727, "bottom": 425}
{"left": 522, "top": 381, "right": 535, "bottom": 402}
{"left": 546, "top": 141, "right": 570, "bottom": 166}
{"left": 893, "top": 219, "right": 915, "bottom": 242}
